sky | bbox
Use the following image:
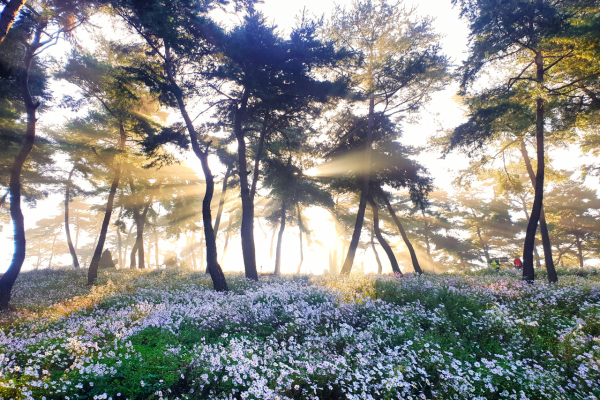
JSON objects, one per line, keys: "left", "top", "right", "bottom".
{"left": 1, "top": 0, "right": 593, "bottom": 274}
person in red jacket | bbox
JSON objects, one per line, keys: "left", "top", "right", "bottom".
{"left": 514, "top": 258, "right": 522, "bottom": 270}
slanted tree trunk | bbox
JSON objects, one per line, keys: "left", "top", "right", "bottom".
{"left": 371, "top": 229, "right": 383, "bottom": 274}
{"left": 520, "top": 138, "right": 557, "bottom": 282}
{"left": 214, "top": 165, "right": 232, "bottom": 235}
{"left": 164, "top": 47, "right": 227, "bottom": 291}
{"left": 368, "top": 196, "right": 401, "bottom": 274}
{"left": 250, "top": 111, "right": 270, "bottom": 201}
{"left": 518, "top": 195, "right": 542, "bottom": 268}
{"left": 522, "top": 52, "right": 548, "bottom": 283}
{"left": 233, "top": 90, "right": 259, "bottom": 281}
{"left": 65, "top": 166, "right": 80, "bottom": 268}
{"left": 296, "top": 204, "right": 304, "bottom": 274}
{"left": 341, "top": 92, "right": 375, "bottom": 275}
{"left": 380, "top": 193, "right": 423, "bottom": 274}
{"left": 274, "top": 200, "right": 286, "bottom": 275}
{"left": 476, "top": 226, "right": 490, "bottom": 262}
{"left": 88, "top": 124, "right": 126, "bottom": 284}
{"left": 0, "top": 26, "right": 46, "bottom": 309}
{"left": 0, "top": 189, "right": 9, "bottom": 207}
{"left": 0, "top": 0, "right": 25, "bottom": 45}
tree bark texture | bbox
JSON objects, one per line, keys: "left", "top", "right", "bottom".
{"left": 0, "top": 0, "right": 25, "bottom": 45}
{"left": 234, "top": 90, "right": 259, "bottom": 280}
{"left": 380, "top": 193, "right": 423, "bottom": 274}
{"left": 274, "top": 200, "right": 286, "bottom": 276}
{"left": 368, "top": 196, "right": 401, "bottom": 274}
{"left": 522, "top": 51, "right": 547, "bottom": 284}
{"left": 0, "top": 27, "right": 44, "bottom": 310}
{"left": 65, "top": 166, "right": 80, "bottom": 268}
{"left": 250, "top": 111, "right": 270, "bottom": 202}
{"left": 519, "top": 138, "right": 558, "bottom": 282}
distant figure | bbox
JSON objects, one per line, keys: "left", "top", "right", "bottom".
{"left": 98, "top": 250, "right": 116, "bottom": 270}
{"left": 490, "top": 259, "right": 500, "bottom": 272}
{"left": 514, "top": 258, "right": 522, "bottom": 270}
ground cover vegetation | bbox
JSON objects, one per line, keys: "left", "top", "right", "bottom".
{"left": 1, "top": 268, "right": 600, "bottom": 399}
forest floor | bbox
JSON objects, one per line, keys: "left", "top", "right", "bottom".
{"left": 0, "top": 267, "right": 599, "bottom": 400}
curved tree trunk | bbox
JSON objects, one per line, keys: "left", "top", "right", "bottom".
{"left": 296, "top": 204, "right": 304, "bottom": 274}
{"left": 164, "top": 47, "right": 228, "bottom": 291}
{"left": 274, "top": 200, "right": 286, "bottom": 276}
{"left": 522, "top": 52, "right": 547, "bottom": 284}
{"left": 379, "top": 193, "right": 423, "bottom": 274}
{"left": 519, "top": 195, "right": 542, "bottom": 268}
{"left": 0, "top": 0, "right": 25, "bottom": 45}
{"left": 88, "top": 123, "right": 126, "bottom": 284}
{"left": 0, "top": 27, "right": 45, "bottom": 309}
{"left": 368, "top": 196, "right": 401, "bottom": 274}
{"left": 371, "top": 229, "right": 383, "bottom": 274}
{"left": 234, "top": 90, "right": 259, "bottom": 281}
{"left": 214, "top": 164, "right": 231, "bottom": 235}
{"left": 341, "top": 92, "right": 375, "bottom": 275}
{"left": 65, "top": 166, "right": 80, "bottom": 268}
{"left": 519, "top": 138, "right": 557, "bottom": 282}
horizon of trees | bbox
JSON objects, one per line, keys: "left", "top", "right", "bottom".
{"left": 0, "top": 0, "right": 598, "bottom": 309}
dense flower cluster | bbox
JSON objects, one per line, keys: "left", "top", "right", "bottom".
{"left": 0, "top": 268, "right": 599, "bottom": 399}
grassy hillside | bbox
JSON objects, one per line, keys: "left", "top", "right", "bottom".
{"left": 1, "top": 268, "right": 599, "bottom": 400}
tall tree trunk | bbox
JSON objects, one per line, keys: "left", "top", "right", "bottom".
{"left": 88, "top": 124, "right": 126, "bottom": 284}
{"left": 0, "top": 0, "right": 24, "bottom": 45}
{"left": 250, "top": 111, "right": 270, "bottom": 201}
{"left": 234, "top": 90, "right": 259, "bottom": 281}
{"left": 136, "top": 200, "right": 151, "bottom": 269}
{"left": 130, "top": 236, "right": 139, "bottom": 268}
{"left": 522, "top": 52, "right": 548, "bottom": 284}
{"left": 296, "top": 204, "right": 304, "bottom": 274}
{"left": 519, "top": 138, "right": 557, "bottom": 282}
{"left": 116, "top": 225, "right": 122, "bottom": 268}
{"left": 270, "top": 227, "right": 276, "bottom": 261}
{"left": 164, "top": 47, "right": 227, "bottom": 291}
{"left": 380, "top": 193, "right": 423, "bottom": 274}
{"left": 123, "top": 221, "right": 134, "bottom": 266}
{"left": 476, "top": 226, "right": 490, "bottom": 262}
{"left": 154, "top": 225, "right": 159, "bottom": 268}
{"left": 518, "top": 195, "right": 542, "bottom": 268}
{"left": 214, "top": 165, "right": 231, "bottom": 235}
{"left": 65, "top": 166, "right": 80, "bottom": 268}
{"left": 47, "top": 232, "right": 59, "bottom": 269}
{"left": 341, "top": 92, "right": 375, "bottom": 275}
{"left": 575, "top": 236, "right": 583, "bottom": 268}
{"left": 371, "top": 229, "right": 383, "bottom": 274}
{"left": 0, "top": 27, "right": 44, "bottom": 310}
{"left": 368, "top": 196, "right": 401, "bottom": 274}
{"left": 274, "top": 200, "right": 286, "bottom": 275}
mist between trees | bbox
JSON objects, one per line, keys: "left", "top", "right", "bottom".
{"left": 0, "top": 0, "right": 599, "bottom": 309}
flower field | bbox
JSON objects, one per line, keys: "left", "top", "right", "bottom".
{"left": 1, "top": 268, "right": 599, "bottom": 400}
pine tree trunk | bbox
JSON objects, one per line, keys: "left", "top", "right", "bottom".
{"left": 575, "top": 236, "right": 583, "bottom": 268}
{"left": 296, "top": 204, "right": 304, "bottom": 274}
{"left": 65, "top": 166, "right": 80, "bottom": 268}
{"left": 165, "top": 46, "right": 228, "bottom": 291}
{"left": 371, "top": 230, "right": 383, "bottom": 274}
{"left": 214, "top": 165, "right": 231, "bottom": 235}
{"left": 123, "top": 222, "right": 134, "bottom": 266}
{"left": 519, "top": 196, "right": 542, "bottom": 268}
{"left": 274, "top": 200, "right": 286, "bottom": 275}
{"left": 88, "top": 124, "right": 126, "bottom": 284}
{"left": 341, "top": 92, "right": 375, "bottom": 274}
{"left": 368, "top": 196, "right": 401, "bottom": 274}
{"left": 0, "top": 0, "right": 24, "bottom": 45}
{"left": 250, "top": 111, "right": 270, "bottom": 201}
{"left": 519, "top": 138, "right": 557, "bottom": 282}
{"left": 0, "top": 27, "right": 45, "bottom": 310}
{"left": 136, "top": 200, "right": 151, "bottom": 269}
{"left": 522, "top": 52, "right": 547, "bottom": 284}
{"left": 234, "top": 90, "right": 258, "bottom": 281}
{"left": 380, "top": 193, "right": 423, "bottom": 274}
